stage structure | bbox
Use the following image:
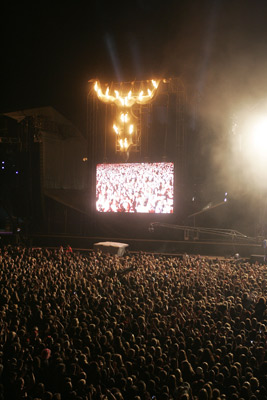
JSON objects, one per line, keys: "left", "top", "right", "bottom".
{"left": 149, "top": 222, "right": 256, "bottom": 243}
{"left": 93, "top": 79, "right": 159, "bottom": 152}
{"left": 87, "top": 77, "right": 187, "bottom": 219}
{"left": 87, "top": 77, "right": 186, "bottom": 163}
{"left": 2, "top": 107, "right": 88, "bottom": 235}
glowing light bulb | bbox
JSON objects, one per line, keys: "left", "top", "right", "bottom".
{"left": 113, "top": 124, "right": 119, "bottom": 134}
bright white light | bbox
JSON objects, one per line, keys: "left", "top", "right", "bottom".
{"left": 241, "top": 114, "right": 267, "bottom": 175}
{"left": 233, "top": 109, "right": 267, "bottom": 189}
{"left": 120, "top": 113, "right": 128, "bottom": 123}
{"left": 113, "top": 124, "right": 119, "bottom": 134}
{"left": 250, "top": 117, "right": 267, "bottom": 155}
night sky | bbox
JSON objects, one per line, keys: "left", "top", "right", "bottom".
{"left": 2, "top": 0, "right": 267, "bottom": 134}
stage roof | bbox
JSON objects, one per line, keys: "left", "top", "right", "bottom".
{"left": 2, "top": 106, "right": 84, "bottom": 139}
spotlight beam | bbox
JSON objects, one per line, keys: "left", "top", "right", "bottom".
{"left": 188, "top": 201, "right": 227, "bottom": 218}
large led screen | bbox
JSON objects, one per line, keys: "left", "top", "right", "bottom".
{"left": 96, "top": 162, "right": 174, "bottom": 213}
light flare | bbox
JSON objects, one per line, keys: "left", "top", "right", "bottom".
{"left": 113, "top": 124, "right": 119, "bottom": 134}
{"left": 119, "top": 138, "right": 129, "bottom": 149}
{"left": 93, "top": 78, "right": 161, "bottom": 152}
{"left": 93, "top": 79, "right": 160, "bottom": 107}
{"left": 138, "top": 91, "right": 144, "bottom": 101}
{"left": 244, "top": 116, "right": 267, "bottom": 163}
{"left": 251, "top": 118, "right": 267, "bottom": 153}
{"left": 120, "top": 113, "right": 128, "bottom": 123}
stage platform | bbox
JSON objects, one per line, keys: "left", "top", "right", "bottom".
{"left": 28, "top": 233, "right": 266, "bottom": 259}
{"left": 94, "top": 241, "right": 129, "bottom": 256}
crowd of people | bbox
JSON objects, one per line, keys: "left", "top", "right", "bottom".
{"left": 96, "top": 163, "right": 174, "bottom": 213}
{"left": 0, "top": 245, "right": 266, "bottom": 399}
